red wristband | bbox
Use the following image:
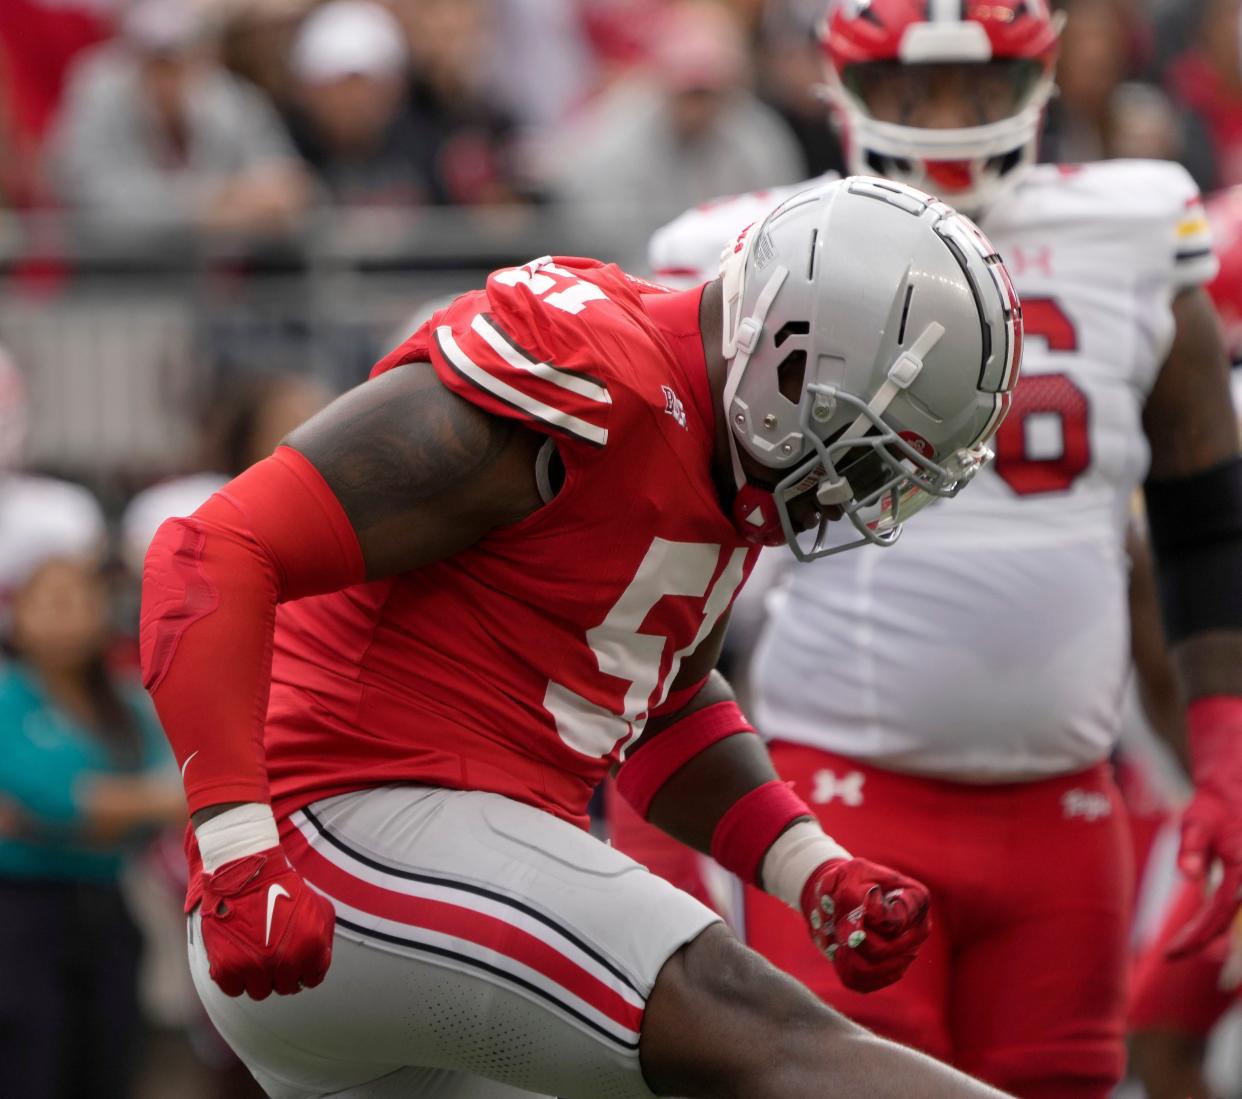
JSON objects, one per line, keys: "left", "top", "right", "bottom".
{"left": 615, "top": 700, "right": 753, "bottom": 818}
{"left": 710, "top": 780, "right": 813, "bottom": 886}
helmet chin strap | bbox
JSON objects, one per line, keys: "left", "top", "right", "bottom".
{"left": 721, "top": 263, "right": 789, "bottom": 492}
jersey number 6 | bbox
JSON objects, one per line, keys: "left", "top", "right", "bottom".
{"left": 994, "top": 297, "right": 1092, "bottom": 496}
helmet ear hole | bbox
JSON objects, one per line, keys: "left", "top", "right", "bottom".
{"left": 777, "top": 351, "right": 808, "bottom": 404}
{"left": 773, "top": 320, "right": 809, "bottom": 347}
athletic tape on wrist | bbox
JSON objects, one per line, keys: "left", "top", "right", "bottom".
{"left": 615, "top": 700, "right": 754, "bottom": 818}
{"left": 195, "top": 803, "right": 280, "bottom": 874}
{"left": 710, "top": 779, "right": 820, "bottom": 887}
{"left": 760, "top": 819, "right": 851, "bottom": 911}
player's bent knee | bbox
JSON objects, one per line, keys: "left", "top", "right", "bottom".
{"left": 640, "top": 922, "right": 857, "bottom": 1098}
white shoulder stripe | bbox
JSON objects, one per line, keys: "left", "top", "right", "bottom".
{"left": 436, "top": 326, "right": 609, "bottom": 447}
{"left": 471, "top": 314, "right": 612, "bottom": 406}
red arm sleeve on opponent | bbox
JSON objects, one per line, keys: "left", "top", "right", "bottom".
{"left": 140, "top": 446, "right": 366, "bottom": 814}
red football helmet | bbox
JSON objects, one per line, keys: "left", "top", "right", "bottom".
{"left": 1207, "top": 187, "right": 1242, "bottom": 365}
{"left": 819, "top": 0, "right": 1063, "bottom": 214}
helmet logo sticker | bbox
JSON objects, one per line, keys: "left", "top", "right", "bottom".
{"left": 899, "top": 431, "right": 934, "bottom": 458}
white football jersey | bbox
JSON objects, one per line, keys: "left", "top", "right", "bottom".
{"left": 653, "top": 162, "right": 1218, "bottom": 778}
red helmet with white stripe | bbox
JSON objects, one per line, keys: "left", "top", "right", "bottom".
{"left": 820, "top": 0, "right": 1063, "bottom": 215}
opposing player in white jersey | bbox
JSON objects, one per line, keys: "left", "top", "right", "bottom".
{"left": 623, "top": 3, "right": 1242, "bottom": 1097}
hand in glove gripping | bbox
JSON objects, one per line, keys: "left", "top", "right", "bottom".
{"left": 800, "top": 857, "right": 931, "bottom": 993}
{"left": 1168, "top": 698, "right": 1242, "bottom": 959}
{"left": 199, "top": 846, "right": 335, "bottom": 999}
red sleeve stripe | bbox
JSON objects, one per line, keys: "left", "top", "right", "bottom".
{"left": 434, "top": 326, "right": 609, "bottom": 447}
{"left": 472, "top": 314, "right": 611, "bottom": 406}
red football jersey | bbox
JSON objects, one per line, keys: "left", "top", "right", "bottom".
{"left": 261, "top": 257, "right": 757, "bottom": 830}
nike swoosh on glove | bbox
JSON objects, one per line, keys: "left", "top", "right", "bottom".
{"left": 199, "top": 846, "right": 335, "bottom": 999}
{"left": 1167, "top": 699, "right": 1242, "bottom": 959}
{"left": 801, "top": 857, "right": 931, "bottom": 993}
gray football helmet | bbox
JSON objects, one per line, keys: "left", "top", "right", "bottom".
{"left": 719, "top": 175, "right": 1021, "bottom": 560}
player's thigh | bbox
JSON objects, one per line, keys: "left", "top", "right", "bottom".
{"left": 640, "top": 921, "right": 855, "bottom": 1098}
{"left": 950, "top": 774, "right": 1134, "bottom": 1098}
{"left": 191, "top": 785, "right": 719, "bottom": 1099}
{"left": 641, "top": 922, "right": 1010, "bottom": 1099}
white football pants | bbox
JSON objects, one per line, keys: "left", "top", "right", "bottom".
{"left": 187, "top": 785, "right": 719, "bottom": 1098}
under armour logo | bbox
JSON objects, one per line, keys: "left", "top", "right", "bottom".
{"left": 811, "top": 769, "right": 865, "bottom": 807}
{"left": 1061, "top": 789, "right": 1111, "bottom": 822}
{"left": 661, "top": 385, "right": 686, "bottom": 429}
{"left": 1008, "top": 244, "right": 1054, "bottom": 278}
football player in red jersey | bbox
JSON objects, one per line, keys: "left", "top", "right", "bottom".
{"left": 1125, "top": 185, "right": 1242, "bottom": 1099}
{"left": 141, "top": 178, "right": 1023, "bottom": 1099}
{"left": 637, "top": 3, "right": 1242, "bottom": 1099}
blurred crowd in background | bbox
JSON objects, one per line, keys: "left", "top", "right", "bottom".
{"left": 5, "top": 0, "right": 1242, "bottom": 485}
{"left": 6, "top": 0, "right": 1242, "bottom": 245}
{"left": 3, "top": 0, "right": 1242, "bottom": 1096}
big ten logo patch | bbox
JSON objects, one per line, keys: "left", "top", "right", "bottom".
{"left": 811, "top": 769, "right": 865, "bottom": 807}
{"left": 661, "top": 385, "right": 686, "bottom": 429}
{"left": 1061, "top": 788, "right": 1112, "bottom": 822}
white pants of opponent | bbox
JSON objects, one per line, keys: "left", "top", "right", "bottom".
{"left": 188, "top": 785, "right": 720, "bottom": 1098}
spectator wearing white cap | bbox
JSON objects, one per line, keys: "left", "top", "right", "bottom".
{"left": 49, "top": 0, "right": 311, "bottom": 249}
{"left": 289, "top": 0, "right": 531, "bottom": 208}
{"left": 0, "top": 476, "right": 184, "bottom": 1099}
{"left": 286, "top": 0, "right": 429, "bottom": 207}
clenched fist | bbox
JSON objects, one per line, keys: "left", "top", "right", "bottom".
{"left": 199, "top": 846, "right": 335, "bottom": 1000}
{"left": 801, "top": 857, "right": 931, "bottom": 992}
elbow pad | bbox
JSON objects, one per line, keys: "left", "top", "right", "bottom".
{"left": 141, "top": 446, "right": 365, "bottom": 813}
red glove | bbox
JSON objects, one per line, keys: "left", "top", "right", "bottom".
{"left": 200, "top": 846, "right": 335, "bottom": 999}
{"left": 801, "top": 857, "right": 931, "bottom": 992}
{"left": 1168, "top": 697, "right": 1242, "bottom": 959}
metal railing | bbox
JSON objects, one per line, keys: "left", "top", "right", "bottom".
{"left": 0, "top": 204, "right": 657, "bottom": 481}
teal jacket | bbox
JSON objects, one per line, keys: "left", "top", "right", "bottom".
{"left": 0, "top": 663, "right": 173, "bottom": 882}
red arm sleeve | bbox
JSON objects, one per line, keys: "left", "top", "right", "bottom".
{"left": 140, "top": 446, "right": 366, "bottom": 814}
